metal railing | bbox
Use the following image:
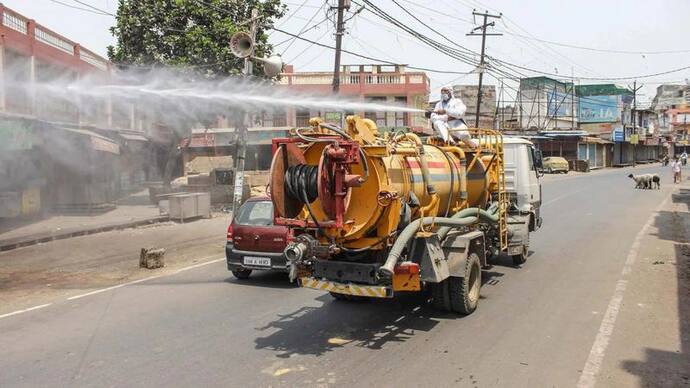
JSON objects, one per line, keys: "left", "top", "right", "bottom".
{"left": 80, "top": 50, "right": 108, "bottom": 71}
{"left": 2, "top": 11, "right": 27, "bottom": 34}
{"left": 35, "top": 27, "right": 74, "bottom": 55}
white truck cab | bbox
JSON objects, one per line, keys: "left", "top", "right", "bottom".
{"left": 503, "top": 137, "right": 543, "bottom": 231}
{"left": 501, "top": 137, "right": 543, "bottom": 265}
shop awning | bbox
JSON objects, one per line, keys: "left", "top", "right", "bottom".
{"left": 119, "top": 133, "right": 149, "bottom": 142}
{"left": 581, "top": 136, "right": 613, "bottom": 145}
{"left": 59, "top": 127, "right": 120, "bottom": 154}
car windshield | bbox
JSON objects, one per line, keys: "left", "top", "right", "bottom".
{"left": 234, "top": 200, "right": 273, "bottom": 226}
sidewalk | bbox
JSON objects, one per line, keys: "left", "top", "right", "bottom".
{"left": 594, "top": 180, "right": 690, "bottom": 386}
{"left": 0, "top": 191, "right": 166, "bottom": 252}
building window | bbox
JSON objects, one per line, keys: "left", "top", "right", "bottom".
{"left": 365, "top": 97, "right": 386, "bottom": 127}
{"left": 261, "top": 110, "right": 287, "bottom": 127}
{"left": 394, "top": 96, "right": 407, "bottom": 127}
{"left": 296, "top": 109, "right": 310, "bottom": 127}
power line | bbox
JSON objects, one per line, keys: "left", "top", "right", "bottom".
{"left": 70, "top": 0, "right": 114, "bottom": 15}
{"left": 272, "top": 27, "right": 472, "bottom": 74}
{"left": 278, "top": 1, "right": 328, "bottom": 53}
{"left": 46, "top": 0, "right": 113, "bottom": 16}
{"left": 501, "top": 30, "right": 690, "bottom": 55}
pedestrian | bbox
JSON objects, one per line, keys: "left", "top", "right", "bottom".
{"left": 430, "top": 86, "right": 477, "bottom": 148}
{"left": 672, "top": 156, "right": 682, "bottom": 183}
{"left": 682, "top": 151, "right": 688, "bottom": 166}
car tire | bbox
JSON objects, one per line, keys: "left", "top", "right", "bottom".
{"left": 232, "top": 269, "right": 252, "bottom": 279}
{"left": 564, "top": 170, "right": 569, "bottom": 174}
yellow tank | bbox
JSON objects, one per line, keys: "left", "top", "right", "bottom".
{"left": 270, "top": 116, "right": 497, "bottom": 249}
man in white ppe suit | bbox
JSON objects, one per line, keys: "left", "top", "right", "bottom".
{"left": 430, "top": 86, "right": 476, "bottom": 148}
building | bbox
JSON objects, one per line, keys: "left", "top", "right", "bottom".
{"left": 651, "top": 84, "right": 690, "bottom": 155}
{"left": 276, "top": 64, "right": 431, "bottom": 133}
{"left": 0, "top": 5, "right": 168, "bottom": 218}
{"left": 451, "top": 85, "right": 495, "bottom": 129}
{"left": 517, "top": 77, "right": 578, "bottom": 131}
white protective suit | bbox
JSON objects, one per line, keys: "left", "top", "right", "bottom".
{"left": 430, "top": 90, "right": 474, "bottom": 146}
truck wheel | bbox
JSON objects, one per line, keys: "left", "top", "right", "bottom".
{"left": 232, "top": 269, "right": 252, "bottom": 279}
{"left": 448, "top": 253, "right": 481, "bottom": 315}
{"left": 431, "top": 280, "right": 451, "bottom": 311}
{"left": 512, "top": 245, "right": 528, "bottom": 266}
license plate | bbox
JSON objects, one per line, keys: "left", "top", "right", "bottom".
{"left": 243, "top": 256, "right": 271, "bottom": 267}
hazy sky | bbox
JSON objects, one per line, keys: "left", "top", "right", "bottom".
{"left": 6, "top": 0, "right": 690, "bottom": 105}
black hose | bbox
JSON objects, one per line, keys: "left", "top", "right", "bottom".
{"left": 284, "top": 164, "right": 318, "bottom": 203}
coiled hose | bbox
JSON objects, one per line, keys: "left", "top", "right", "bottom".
{"left": 284, "top": 164, "right": 320, "bottom": 228}
{"left": 379, "top": 206, "right": 500, "bottom": 277}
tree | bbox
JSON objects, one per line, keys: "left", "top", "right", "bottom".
{"left": 108, "top": 0, "right": 286, "bottom": 78}
{"left": 107, "top": 0, "right": 286, "bottom": 186}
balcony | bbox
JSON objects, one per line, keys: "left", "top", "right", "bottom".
{"left": 278, "top": 72, "right": 429, "bottom": 88}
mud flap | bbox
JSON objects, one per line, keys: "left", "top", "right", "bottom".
{"left": 413, "top": 234, "right": 449, "bottom": 283}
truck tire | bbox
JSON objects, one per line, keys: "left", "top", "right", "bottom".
{"left": 511, "top": 245, "right": 528, "bottom": 266}
{"left": 232, "top": 269, "right": 252, "bottom": 279}
{"left": 431, "top": 280, "right": 451, "bottom": 311}
{"left": 448, "top": 253, "right": 481, "bottom": 315}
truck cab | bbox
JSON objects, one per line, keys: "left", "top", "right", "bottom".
{"left": 503, "top": 137, "right": 543, "bottom": 231}
{"left": 502, "top": 137, "right": 543, "bottom": 265}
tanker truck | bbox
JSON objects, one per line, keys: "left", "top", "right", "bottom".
{"left": 269, "top": 116, "right": 542, "bottom": 314}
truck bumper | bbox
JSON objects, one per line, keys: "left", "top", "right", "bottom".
{"left": 298, "top": 277, "right": 393, "bottom": 298}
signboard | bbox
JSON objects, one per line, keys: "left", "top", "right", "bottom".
{"left": 630, "top": 134, "right": 639, "bottom": 145}
{"left": 579, "top": 95, "right": 619, "bottom": 123}
{"left": 190, "top": 133, "right": 216, "bottom": 147}
{"left": 233, "top": 171, "right": 244, "bottom": 198}
{"left": 612, "top": 128, "right": 624, "bottom": 142}
{"left": 547, "top": 91, "right": 572, "bottom": 117}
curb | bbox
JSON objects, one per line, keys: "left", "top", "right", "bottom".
{"left": 0, "top": 216, "right": 169, "bottom": 253}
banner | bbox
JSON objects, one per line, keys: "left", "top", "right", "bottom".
{"left": 579, "top": 95, "right": 619, "bottom": 123}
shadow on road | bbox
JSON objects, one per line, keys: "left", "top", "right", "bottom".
{"left": 253, "top": 292, "right": 453, "bottom": 358}
{"left": 622, "top": 188, "right": 690, "bottom": 385}
{"left": 252, "top": 267, "right": 506, "bottom": 358}
{"left": 225, "top": 271, "right": 297, "bottom": 289}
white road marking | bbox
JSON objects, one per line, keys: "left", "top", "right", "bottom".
{"left": 577, "top": 193, "right": 672, "bottom": 388}
{"left": 0, "top": 256, "right": 225, "bottom": 319}
{"left": 68, "top": 257, "right": 224, "bottom": 300}
{"left": 0, "top": 303, "right": 52, "bottom": 319}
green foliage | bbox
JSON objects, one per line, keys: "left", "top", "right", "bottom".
{"left": 107, "top": 0, "right": 286, "bottom": 78}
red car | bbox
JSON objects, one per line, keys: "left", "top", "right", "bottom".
{"left": 225, "top": 196, "right": 289, "bottom": 279}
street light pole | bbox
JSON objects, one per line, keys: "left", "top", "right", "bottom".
{"left": 231, "top": 8, "right": 259, "bottom": 217}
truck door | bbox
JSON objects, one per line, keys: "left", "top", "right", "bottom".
{"left": 528, "top": 145, "right": 543, "bottom": 228}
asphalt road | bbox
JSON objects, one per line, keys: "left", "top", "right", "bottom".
{"left": 0, "top": 165, "right": 682, "bottom": 387}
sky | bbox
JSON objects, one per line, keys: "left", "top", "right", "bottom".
{"left": 6, "top": 0, "right": 690, "bottom": 106}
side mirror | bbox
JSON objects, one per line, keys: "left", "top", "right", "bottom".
{"left": 535, "top": 149, "right": 544, "bottom": 168}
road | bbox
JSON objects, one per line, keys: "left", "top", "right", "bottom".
{"left": 1, "top": 166, "right": 688, "bottom": 387}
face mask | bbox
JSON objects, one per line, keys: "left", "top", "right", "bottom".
{"left": 441, "top": 92, "right": 451, "bottom": 101}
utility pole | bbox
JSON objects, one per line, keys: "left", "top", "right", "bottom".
{"left": 232, "top": 8, "right": 259, "bottom": 217}
{"left": 467, "top": 10, "right": 502, "bottom": 128}
{"left": 628, "top": 80, "right": 643, "bottom": 167}
{"left": 571, "top": 67, "right": 575, "bottom": 130}
{"left": 331, "top": 0, "right": 350, "bottom": 93}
